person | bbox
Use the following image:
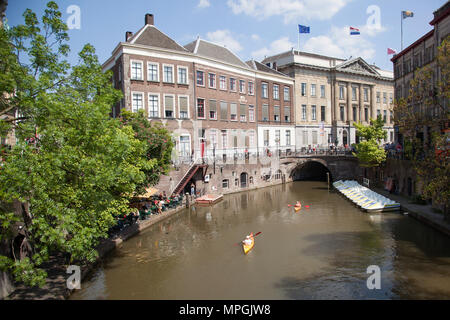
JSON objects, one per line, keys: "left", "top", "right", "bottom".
{"left": 162, "top": 191, "right": 167, "bottom": 198}
{"left": 190, "top": 183, "right": 195, "bottom": 197}
{"left": 295, "top": 201, "right": 302, "bottom": 208}
{"left": 158, "top": 200, "right": 163, "bottom": 214}
{"left": 243, "top": 235, "right": 252, "bottom": 246}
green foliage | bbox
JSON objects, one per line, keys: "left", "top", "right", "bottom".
{"left": 119, "top": 110, "right": 174, "bottom": 195}
{"left": 0, "top": 2, "right": 155, "bottom": 286}
{"left": 353, "top": 116, "right": 387, "bottom": 167}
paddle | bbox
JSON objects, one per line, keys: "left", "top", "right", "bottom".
{"left": 233, "top": 231, "right": 262, "bottom": 246}
{"left": 288, "top": 204, "right": 310, "bottom": 208}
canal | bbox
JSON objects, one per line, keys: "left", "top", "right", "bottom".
{"left": 71, "top": 181, "right": 450, "bottom": 300}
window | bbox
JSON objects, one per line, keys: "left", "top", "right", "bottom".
{"left": 208, "top": 73, "right": 216, "bottom": 88}
{"left": 147, "top": 62, "right": 159, "bottom": 82}
{"left": 377, "top": 109, "right": 381, "bottom": 119}
{"left": 320, "top": 85, "right": 325, "bottom": 98}
{"left": 382, "top": 92, "right": 386, "bottom": 104}
{"left": 311, "top": 84, "right": 316, "bottom": 97}
{"left": 352, "top": 106, "right": 357, "bottom": 121}
{"left": 302, "top": 105, "right": 307, "bottom": 120}
{"left": 376, "top": 91, "right": 380, "bottom": 103}
{"left": 275, "top": 130, "right": 280, "bottom": 145}
{"left": 263, "top": 130, "right": 269, "bottom": 146}
{"left": 352, "top": 87, "right": 357, "bottom": 101}
{"left": 197, "top": 71, "right": 204, "bottom": 86}
{"left": 248, "top": 81, "right": 254, "bottom": 95}
{"left": 129, "top": 92, "right": 143, "bottom": 114}
{"left": 390, "top": 111, "right": 394, "bottom": 123}
{"left": 312, "top": 131, "right": 318, "bottom": 145}
{"left": 262, "top": 104, "right": 269, "bottom": 121}
{"left": 284, "top": 86, "right": 290, "bottom": 101}
{"left": 164, "top": 95, "right": 175, "bottom": 118}
{"left": 148, "top": 94, "right": 159, "bottom": 118}
{"left": 389, "top": 93, "right": 393, "bottom": 104}
{"left": 230, "top": 78, "right": 236, "bottom": 91}
{"left": 239, "top": 80, "right": 245, "bottom": 93}
{"left": 240, "top": 104, "right": 246, "bottom": 122}
{"left": 249, "top": 130, "right": 255, "bottom": 147}
{"left": 364, "top": 88, "right": 368, "bottom": 102}
{"left": 220, "top": 76, "right": 227, "bottom": 90}
{"left": 177, "top": 66, "right": 187, "bottom": 84}
{"left": 249, "top": 105, "right": 255, "bottom": 122}
{"left": 235, "top": 178, "right": 239, "bottom": 187}
{"left": 284, "top": 106, "right": 290, "bottom": 122}
{"left": 274, "top": 106, "right": 280, "bottom": 122}
{"left": 339, "top": 86, "right": 344, "bottom": 99}
{"left": 286, "top": 130, "right": 291, "bottom": 146}
{"left": 273, "top": 84, "right": 279, "bottom": 99}
{"left": 249, "top": 176, "right": 253, "bottom": 184}
{"left": 301, "top": 83, "right": 307, "bottom": 96}
{"left": 118, "top": 64, "right": 122, "bottom": 82}
{"left": 364, "top": 107, "right": 368, "bottom": 122}
{"left": 209, "top": 100, "right": 217, "bottom": 120}
{"left": 179, "top": 135, "right": 190, "bottom": 157}
{"left": 179, "top": 96, "right": 189, "bottom": 119}
{"left": 210, "top": 129, "right": 218, "bottom": 148}
{"left": 131, "top": 61, "right": 143, "bottom": 80}
{"left": 230, "top": 103, "right": 237, "bottom": 121}
{"left": 262, "top": 83, "right": 268, "bottom": 98}
{"left": 302, "top": 130, "right": 308, "bottom": 145}
{"left": 221, "top": 130, "right": 228, "bottom": 149}
{"left": 311, "top": 105, "right": 316, "bottom": 120}
{"left": 340, "top": 106, "right": 345, "bottom": 121}
{"left": 161, "top": 65, "right": 173, "bottom": 83}
{"left": 321, "top": 106, "right": 325, "bottom": 122}
{"left": 197, "top": 98, "right": 205, "bottom": 118}
{"left": 220, "top": 101, "right": 228, "bottom": 120}
{"left": 383, "top": 110, "right": 387, "bottom": 123}
{"left": 222, "top": 179, "right": 229, "bottom": 189}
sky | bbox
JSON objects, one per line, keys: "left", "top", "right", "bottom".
{"left": 5, "top": 0, "right": 448, "bottom": 71}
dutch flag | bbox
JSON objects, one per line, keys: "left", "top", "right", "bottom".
{"left": 350, "top": 27, "right": 360, "bottom": 35}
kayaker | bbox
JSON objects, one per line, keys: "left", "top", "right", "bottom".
{"left": 295, "top": 201, "right": 301, "bottom": 208}
{"left": 243, "top": 235, "right": 252, "bottom": 246}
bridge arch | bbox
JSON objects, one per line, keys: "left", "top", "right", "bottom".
{"left": 289, "top": 159, "right": 332, "bottom": 182}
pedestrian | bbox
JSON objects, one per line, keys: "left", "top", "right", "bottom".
{"left": 190, "top": 183, "right": 195, "bottom": 197}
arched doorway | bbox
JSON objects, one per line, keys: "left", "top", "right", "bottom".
{"left": 342, "top": 130, "right": 348, "bottom": 146}
{"left": 240, "top": 172, "right": 248, "bottom": 188}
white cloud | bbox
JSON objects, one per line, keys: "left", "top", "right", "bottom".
{"left": 206, "top": 29, "right": 243, "bottom": 52}
{"left": 251, "top": 37, "right": 295, "bottom": 60}
{"left": 303, "top": 26, "right": 376, "bottom": 61}
{"left": 227, "top": 0, "right": 352, "bottom": 23}
{"left": 251, "top": 34, "right": 260, "bottom": 41}
{"left": 198, "top": 0, "right": 211, "bottom": 8}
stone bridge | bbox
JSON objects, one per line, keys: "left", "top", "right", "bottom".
{"left": 279, "top": 155, "right": 361, "bottom": 182}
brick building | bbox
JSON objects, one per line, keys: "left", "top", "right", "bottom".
{"left": 102, "top": 13, "right": 294, "bottom": 167}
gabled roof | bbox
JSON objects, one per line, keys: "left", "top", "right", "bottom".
{"left": 184, "top": 38, "right": 250, "bottom": 69}
{"left": 334, "top": 57, "right": 381, "bottom": 77}
{"left": 246, "top": 59, "right": 290, "bottom": 77}
{"left": 128, "top": 24, "right": 188, "bottom": 52}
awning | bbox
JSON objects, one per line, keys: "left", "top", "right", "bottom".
{"left": 136, "top": 187, "right": 159, "bottom": 199}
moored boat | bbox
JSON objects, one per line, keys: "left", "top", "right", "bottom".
{"left": 195, "top": 194, "right": 224, "bottom": 205}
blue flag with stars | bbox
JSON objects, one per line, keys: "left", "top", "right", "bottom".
{"left": 298, "top": 25, "right": 310, "bottom": 33}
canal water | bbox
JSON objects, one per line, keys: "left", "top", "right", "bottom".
{"left": 71, "top": 181, "right": 450, "bottom": 300}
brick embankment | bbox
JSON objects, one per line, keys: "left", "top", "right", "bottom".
{"left": 374, "top": 187, "right": 450, "bottom": 237}
{"left": 6, "top": 204, "right": 187, "bottom": 300}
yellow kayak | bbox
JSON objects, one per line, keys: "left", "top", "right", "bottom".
{"left": 242, "top": 233, "right": 254, "bottom": 254}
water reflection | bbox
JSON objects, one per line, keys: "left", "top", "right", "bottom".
{"left": 71, "top": 181, "right": 450, "bottom": 300}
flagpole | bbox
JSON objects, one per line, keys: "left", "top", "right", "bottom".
{"left": 298, "top": 31, "right": 300, "bottom": 51}
{"left": 401, "top": 11, "right": 403, "bottom": 51}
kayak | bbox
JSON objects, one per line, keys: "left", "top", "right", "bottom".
{"left": 242, "top": 233, "right": 254, "bottom": 254}
{"left": 294, "top": 206, "right": 301, "bottom": 212}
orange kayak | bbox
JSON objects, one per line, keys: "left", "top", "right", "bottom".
{"left": 242, "top": 233, "right": 254, "bottom": 254}
{"left": 294, "top": 206, "right": 301, "bottom": 212}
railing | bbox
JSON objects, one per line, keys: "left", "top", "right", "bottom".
{"left": 172, "top": 147, "right": 355, "bottom": 164}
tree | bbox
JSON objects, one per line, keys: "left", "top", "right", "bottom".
{"left": 394, "top": 35, "right": 449, "bottom": 219}
{"left": 353, "top": 116, "right": 387, "bottom": 167}
{"left": 0, "top": 2, "right": 154, "bottom": 286}
{"left": 119, "top": 110, "right": 174, "bottom": 195}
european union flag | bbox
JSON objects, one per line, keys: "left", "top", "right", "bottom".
{"left": 298, "top": 25, "right": 310, "bottom": 33}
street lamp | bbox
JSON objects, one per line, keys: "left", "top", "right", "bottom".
{"left": 213, "top": 142, "right": 216, "bottom": 174}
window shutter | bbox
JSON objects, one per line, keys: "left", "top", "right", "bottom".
{"left": 240, "top": 104, "right": 246, "bottom": 116}
{"left": 220, "top": 101, "right": 228, "bottom": 120}
{"left": 165, "top": 95, "right": 174, "bottom": 111}
{"left": 179, "top": 96, "right": 188, "bottom": 113}
{"left": 209, "top": 100, "right": 217, "bottom": 112}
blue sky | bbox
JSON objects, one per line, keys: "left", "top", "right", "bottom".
{"left": 5, "top": 0, "right": 448, "bottom": 71}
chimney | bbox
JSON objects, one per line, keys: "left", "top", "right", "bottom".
{"left": 125, "top": 31, "right": 133, "bottom": 42}
{"left": 145, "top": 13, "right": 154, "bottom": 26}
